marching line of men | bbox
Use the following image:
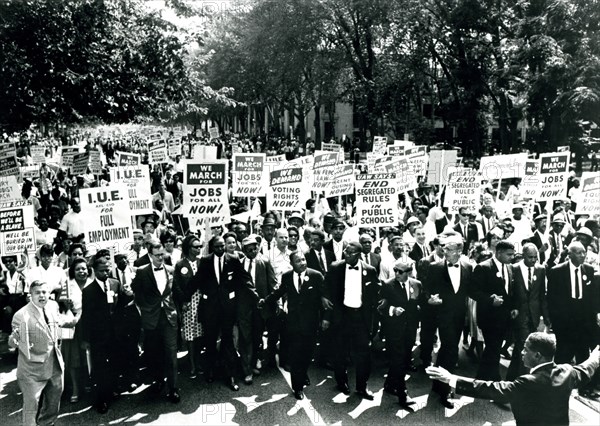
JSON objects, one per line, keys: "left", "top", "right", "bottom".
{"left": 6, "top": 208, "right": 600, "bottom": 425}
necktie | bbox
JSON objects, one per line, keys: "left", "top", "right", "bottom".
{"left": 298, "top": 274, "right": 302, "bottom": 292}
{"left": 364, "top": 253, "right": 370, "bottom": 265}
{"left": 448, "top": 263, "right": 459, "bottom": 268}
{"left": 42, "top": 307, "right": 50, "bottom": 325}
{"left": 317, "top": 251, "right": 325, "bottom": 271}
{"left": 400, "top": 281, "right": 406, "bottom": 297}
{"left": 527, "top": 267, "right": 532, "bottom": 291}
{"left": 422, "top": 244, "right": 429, "bottom": 257}
{"left": 154, "top": 267, "right": 163, "bottom": 271}
{"left": 575, "top": 268, "right": 580, "bottom": 299}
{"left": 348, "top": 265, "right": 358, "bottom": 270}
{"left": 246, "top": 259, "right": 252, "bottom": 273}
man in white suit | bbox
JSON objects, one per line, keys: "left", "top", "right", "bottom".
{"left": 8, "top": 280, "right": 75, "bottom": 426}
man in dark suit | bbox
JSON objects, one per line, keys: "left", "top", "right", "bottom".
{"left": 305, "top": 229, "right": 335, "bottom": 275}
{"left": 187, "top": 236, "right": 257, "bottom": 391}
{"left": 419, "top": 185, "right": 437, "bottom": 209}
{"left": 260, "top": 251, "right": 325, "bottom": 400}
{"left": 378, "top": 260, "right": 422, "bottom": 408}
{"left": 408, "top": 226, "right": 430, "bottom": 263}
{"left": 81, "top": 256, "right": 122, "bottom": 413}
{"left": 424, "top": 234, "right": 473, "bottom": 408}
{"left": 476, "top": 205, "right": 497, "bottom": 238}
{"left": 522, "top": 215, "right": 549, "bottom": 264}
{"left": 324, "top": 219, "right": 347, "bottom": 261}
{"left": 323, "top": 241, "right": 380, "bottom": 400}
{"left": 507, "top": 243, "right": 550, "bottom": 380}
{"left": 547, "top": 214, "right": 567, "bottom": 268}
{"left": 453, "top": 207, "right": 479, "bottom": 254}
{"left": 238, "top": 235, "right": 278, "bottom": 384}
{"left": 133, "top": 233, "right": 154, "bottom": 267}
{"left": 417, "top": 236, "right": 444, "bottom": 369}
{"left": 547, "top": 241, "right": 600, "bottom": 398}
{"left": 471, "top": 240, "right": 520, "bottom": 381}
{"left": 131, "top": 238, "right": 184, "bottom": 403}
{"left": 427, "top": 332, "right": 600, "bottom": 426}
{"left": 359, "top": 233, "right": 381, "bottom": 274}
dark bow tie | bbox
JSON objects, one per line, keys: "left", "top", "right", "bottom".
{"left": 347, "top": 265, "right": 359, "bottom": 270}
{"left": 154, "top": 267, "right": 164, "bottom": 271}
{"left": 447, "top": 263, "right": 459, "bottom": 268}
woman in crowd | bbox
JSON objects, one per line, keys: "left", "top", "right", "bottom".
{"left": 162, "top": 230, "right": 182, "bottom": 266}
{"left": 61, "top": 257, "right": 89, "bottom": 402}
{"left": 224, "top": 231, "right": 242, "bottom": 258}
{"left": 175, "top": 235, "right": 204, "bottom": 379}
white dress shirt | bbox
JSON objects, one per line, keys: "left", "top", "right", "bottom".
{"left": 519, "top": 261, "right": 534, "bottom": 291}
{"left": 214, "top": 255, "right": 223, "bottom": 284}
{"left": 343, "top": 263, "right": 362, "bottom": 308}
{"left": 447, "top": 261, "right": 461, "bottom": 293}
{"left": 332, "top": 240, "right": 344, "bottom": 261}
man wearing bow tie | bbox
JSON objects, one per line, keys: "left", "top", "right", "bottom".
{"left": 81, "top": 256, "right": 122, "bottom": 414}
{"left": 260, "top": 251, "right": 326, "bottom": 400}
{"left": 187, "top": 236, "right": 257, "bottom": 391}
{"left": 131, "top": 238, "right": 184, "bottom": 403}
{"left": 425, "top": 235, "right": 473, "bottom": 408}
{"left": 547, "top": 241, "right": 600, "bottom": 398}
{"left": 507, "top": 244, "right": 550, "bottom": 380}
{"left": 323, "top": 241, "right": 380, "bottom": 400}
{"left": 471, "top": 240, "right": 520, "bottom": 382}
{"left": 378, "top": 260, "right": 423, "bottom": 408}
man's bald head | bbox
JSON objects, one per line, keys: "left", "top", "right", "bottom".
{"left": 567, "top": 241, "right": 586, "bottom": 267}
{"left": 522, "top": 242, "right": 539, "bottom": 267}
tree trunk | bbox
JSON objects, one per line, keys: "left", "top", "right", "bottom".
{"left": 313, "top": 103, "right": 322, "bottom": 148}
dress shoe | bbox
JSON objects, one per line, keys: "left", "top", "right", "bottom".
{"left": 294, "top": 390, "right": 305, "bottom": 400}
{"left": 336, "top": 383, "right": 351, "bottom": 395}
{"left": 128, "top": 383, "right": 138, "bottom": 392}
{"left": 95, "top": 402, "right": 109, "bottom": 414}
{"left": 282, "top": 364, "right": 291, "bottom": 372}
{"left": 356, "top": 389, "right": 374, "bottom": 400}
{"left": 228, "top": 378, "right": 240, "bottom": 392}
{"left": 167, "top": 389, "right": 181, "bottom": 404}
{"left": 580, "top": 389, "right": 600, "bottom": 399}
{"left": 500, "top": 348, "right": 511, "bottom": 359}
{"left": 252, "top": 368, "right": 261, "bottom": 376}
{"left": 398, "top": 392, "right": 416, "bottom": 406}
{"left": 304, "top": 377, "right": 310, "bottom": 386}
{"left": 440, "top": 396, "right": 454, "bottom": 409}
{"left": 70, "top": 395, "right": 79, "bottom": 403}
{"left": 244, "top": 375, "right": 253, "bottom": 385}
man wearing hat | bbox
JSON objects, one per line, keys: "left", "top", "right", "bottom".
{"left": 287, "top": 212, "right": 305, "bottom": 230}
{"left": 547, "top": 214, "right": 567, "bottom": 268}
{"left": 260, "top": 217, "right": 277, "bottom": 262}
{"left": 523, "top": 214, "right": 549, "bottom": 264}
{"left": 238, "top": 235, "right": 278, "bottom": 383}
{"left": 510, "top": 203, "right": 533, "bottom": 244}
{"left": 402, "top": 216, "right": 421, "bottom": 249}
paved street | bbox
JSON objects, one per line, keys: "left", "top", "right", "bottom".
{"left": 2, "top": 342, "right": 599, "bottom": 425}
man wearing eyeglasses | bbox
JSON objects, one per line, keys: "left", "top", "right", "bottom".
{"left": 378, "top": 260, "right": 422, "bottom": 408}
{"left": 424, "top": 233, "right": 473, "bottom": 408}
{"left": 322, "top": 241, "right": 380, "bottom": 400}
{"left": 131, "top": 238, "right": 185, "bottom": 404}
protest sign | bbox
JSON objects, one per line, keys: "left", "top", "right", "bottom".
{"left": 388, "top": 140, "right": 415, "bottom": 156}
{"left": 557, "top": 146, "right": 570, "bottom": 152}
{"left": 387, "top": 146, "right": 404, "bottom": 156}
{"left": 191, "top": 144, "right": 218, "bottom": 160}
{"left": 231, "top": 141, "right": 241, "bottom": 154}
{"left": 148, "top": 140, "right": 168, "bottom": 164}
{"left": 88, "top": 150, "right": 102, "bottom": 175}
{"left": 325, "top": 164, "right": 355, "bottom": 197}
{"left": 536, "top": 152, "right": 570, "bottom": 200}
{"left": 575, "top": 172, "right": 600, "bottom": 215}
{"left": 30, "top": 146, "right": 46, "bottom": 164}
{"left": 355, "top": 173, "right": 399, "bottom": 227}
{"left": 427, "top": 150, "right": 458, "bottom": 185}
{"left": 381, "top": 157, "right": 419, "bottom": 192}
{"left": 0, "top": 176, "right": 21, "bottom": 202}
{"left": 0, "top": 143, "right": 19, "bottom": 177}
{"left": 115, "top": 151, "right": 141, "bottom": 166}
{"left": 19, "top": 165, "right": 38, "bottom": 181}
{"left": 312, "top": 152, "right": 340, "bottom": 193}
{"left": 443, "top": 168, "right": 482, "bottom": 214}
{"left": 519, "top": 160, "right": 540, "bottom": 200}
{"left": 80, "top": 185, "right": 133, "bottom": 251}
{"left": 167, "top": 138, "right": 182, "bottom": 158}
{"left": 109, "top": 166, "right": 153, "bottom": 214}
{"left": 232, "top": 153, "right": 267, "bottom": 197}
{"left": 267, "top": 165, "right": 310, "bottom": 211}
{"left": 60, "top": 146, "right": 80, "bottom": 170}
{"left": 71, "top": 152, "right": 90, "bottom": 175}
{"left": 266, "top": 154, "right": 286, "bottom": 164}
{"left": 372, "top": 136, "right": 387, "bottom": 156}
{"left": 479, "top": 153, "right": 528, "bottom": 180}
{"left": 322, "top": 142, "right": 342, "bottom": 152}
{"left": 0, "top": 203, "right": 36, "bottom": 255}
{"left": 183, "top": 160, "right": 230, "bottom": 223}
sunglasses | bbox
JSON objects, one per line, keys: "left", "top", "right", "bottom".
{"left": 394, "top": 268, "right": 412, "bottom": 274}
